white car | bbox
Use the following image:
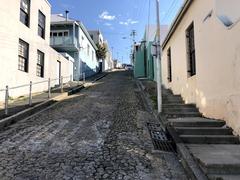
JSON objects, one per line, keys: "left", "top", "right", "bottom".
{"left": 125, "top": 65, "right": 133, "bottom": 70}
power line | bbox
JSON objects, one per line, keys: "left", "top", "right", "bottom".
{"left": 161, "top": 0, "right": 178, "bottom": 23}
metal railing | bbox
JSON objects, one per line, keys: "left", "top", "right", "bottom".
{"left": 0, "top": 73, "right": 86, "bottom": 116}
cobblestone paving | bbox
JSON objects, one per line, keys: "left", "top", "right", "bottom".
{"left": 0, "top": 71, "right": 187, "bottom": 180}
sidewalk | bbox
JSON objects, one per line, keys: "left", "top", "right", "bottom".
{"left": 0, "top": 72, "right": 107, "bottom": 120}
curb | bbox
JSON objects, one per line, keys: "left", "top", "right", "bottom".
{"left": 136, "top": 79, "right": 208, "bottom": 180}
{"left": 0, "top": 73, "right": 108, "bottom": 131}
{"left": 91, "top": 73, "right": 108, "bottom": 83}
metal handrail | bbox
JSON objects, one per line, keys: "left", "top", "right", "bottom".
{"left": 0, "top": 74, "right": 79, "bottom": 116}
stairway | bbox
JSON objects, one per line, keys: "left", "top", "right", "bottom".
{"left": 162, "top": 87, "right": 240, "bottom": 179}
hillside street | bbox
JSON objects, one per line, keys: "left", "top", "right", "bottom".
{"left": 0, "top": 71, "right": 187, "bottom": 180}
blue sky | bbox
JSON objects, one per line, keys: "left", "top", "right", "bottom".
{"left": 49, "top": 0, "right": 183, "bottom": 64}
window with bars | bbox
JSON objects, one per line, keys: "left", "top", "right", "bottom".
{"left": 20, "top": 0, "right": 30, "bottom": 27}
{"left": 167, "top": 48, "right": 172, "bottom": 82}
{"left": 186, "top": 22, "right": 196, "bottom": 77}
{"left": 37, "top": 50, "right": 44, "bottom": 77}
{"left": 18, "top": 39, "right": 29, "bottom": 72}
{"left": 38, "top": 10, "right": 45, "bottom": 39}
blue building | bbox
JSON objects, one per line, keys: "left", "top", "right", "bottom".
{"left": 50, "top": 14, "right": 99, "bottom": 80}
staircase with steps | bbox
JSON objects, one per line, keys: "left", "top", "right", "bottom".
{"left": 162, "top": 87, "right": 240, "bottom": 179}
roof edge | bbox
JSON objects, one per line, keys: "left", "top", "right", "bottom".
{"left": 162, "top": 0, "right": 193, "bottom": 49}
{"left": 79, "top": 23, "right": 98, "bottom": 50}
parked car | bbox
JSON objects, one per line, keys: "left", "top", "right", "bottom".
{"left": 125, "top": 64, "right": 133, "bottom": 70}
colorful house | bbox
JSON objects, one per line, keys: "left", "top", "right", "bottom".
{"left": 133, "top": 25, "right": 168, "bottom": 81}
{"left": 50, "top": 14, "right": 99, "bottom": 80}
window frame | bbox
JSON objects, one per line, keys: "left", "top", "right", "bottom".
{"left": 50, "top": 30, "right": 69, "bottom": 37}
{"left": 167, "top": 47, "right": 172, "bottom": 82}
{"left": 36, "top": 50, "right": 44, "bottom": 78}
{"left": 186, "top": 22, "right": 196, "bottom": 77}
{"left": 18, "top": 39, "right": 29, "bottom": 73}
{"left": 38, "top": 10, "right": 46, "bottom": 39}
{"left": 20, "top": 0, "right": 30, "bottom": 27}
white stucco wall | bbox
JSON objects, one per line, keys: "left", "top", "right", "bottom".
{"left": 215, "top": 0, "right": 240, "bottom": 24}
{"left": 0, "top": 0, "right": 73, "bottom": 101}
{"left": 162, "top": 0, "right": 240, "bottom": 135}
{"left": 79, "top": 28, "right": 98, "bottom": 76}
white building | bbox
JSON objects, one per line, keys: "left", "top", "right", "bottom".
{"left": 0, "top": 0, "right": 74, "bottom": 101}
{"left": 161, "top": 0, "right": 240, "bottom": 135}
{"left": 88, "top": 30, "right": 113, "bottom": 72}
{"left": 51, "top": 14, "right": 99, "bottom": 80}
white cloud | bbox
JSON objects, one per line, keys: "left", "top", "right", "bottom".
{"left": 99, "top": 11, "right": 116, "bottom": 20}
{"left": 104, "top": 23, "right": 112, "bottom": 26}
{"left": 119, "top": 19, "right": 139, "bottom": 26}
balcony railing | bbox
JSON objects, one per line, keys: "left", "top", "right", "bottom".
{"left": 50, "top": 37, "right": 79, "bottom": 48}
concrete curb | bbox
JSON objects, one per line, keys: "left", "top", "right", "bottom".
{"left": 136, "top": 79, "right": 208, "bottom": 180}
{"left": 0, "top": 73, "right": 108, "bottom": 131}
{"left": 91, "top": 73, "right": 108, "bottom": 83}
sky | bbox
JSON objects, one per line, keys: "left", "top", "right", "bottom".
{"left": 49, "top": 0, "right": 184, "bottom": 64}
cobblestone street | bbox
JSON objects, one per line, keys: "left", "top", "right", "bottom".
{"left": 0, "top": 71, "right": 187, "bottom": 180}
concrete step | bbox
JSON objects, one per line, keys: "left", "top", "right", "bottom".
{"left": 175, "top": 127, "right": 233, "bottom": 135}
{"left": 163, "top": 107, "right": 199, "bottom": 113}
{"left": 188, "top": 144, "right": 240, "bottom": 175}
{"left": 163, "top": 98, "right": 184, "bottom": 104}
{"left": 166, "top": 112, "right": 202, "bottom": 118}
{"left": 180, "top": 135, "right": 240, "bottom": 144}
{"left": 209, "top": 174, "right": 240, "bottom": 180}
{"left": 163, "top": 104, "right": 197, "bottom": 109}
{"left": 169, "top": 117, "right": 226, "bottom": 127}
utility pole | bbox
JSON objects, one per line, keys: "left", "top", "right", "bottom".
{"left": 130, "top": 30, "right": 136, "bottom": 66}
{"left": 130, "top": 30, "right": 136, "bottom": 44}
{"left": 156, "top": 0, "right": 162, "bottom": 113}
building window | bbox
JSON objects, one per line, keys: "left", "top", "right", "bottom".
{"left": 64, "top": 31, "right": 69, "bottom": 36}
{"left": 18, "top": 39, "right": 29, "bottom": 72}
{"left": 87, "top": 44, "right": 90, "bottom": 56}
{"left": 50, "top": 31, "right": 69, "bottom": 37}
{"left": 38, "top": 10, "right": 45, "bottom": 39}
{"left": 20, "top": 0, "right": 30, "bottom": 27}
{"left": 167, "top": 48, "right": 172, "bottom": 82}
{"left": 37, "top": 50, "right": 44, "bottom": 77}
{"left": 92, "top": 51, "right": 94, "bottom": 61}
{"left": 186, "top": 22, "right": 196, "bottom": 76}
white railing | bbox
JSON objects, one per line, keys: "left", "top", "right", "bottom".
{"left": 0, "top": 73, "right": 86, "bottom": 116}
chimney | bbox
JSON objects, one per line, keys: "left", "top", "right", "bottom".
{"left": 65, "top": 10, "right": 69, "bottom": 21}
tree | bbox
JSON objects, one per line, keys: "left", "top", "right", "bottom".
{"left": 96, "top": 43, "right": 107, "bottom": 60}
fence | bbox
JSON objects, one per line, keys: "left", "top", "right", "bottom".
{"left": 0, "top": 73, "right": 85, "bottom": 116}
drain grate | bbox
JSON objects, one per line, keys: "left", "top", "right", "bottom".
{"left": 147, "top": 123, "right": 175, "bottom": 152}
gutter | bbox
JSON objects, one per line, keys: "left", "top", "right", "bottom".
{"left": 162, "top": 0, "right": 193, "bottom": 50}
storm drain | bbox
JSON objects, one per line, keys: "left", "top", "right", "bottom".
{"left": 147, "top": 123, "right": 175, "bottom": 152}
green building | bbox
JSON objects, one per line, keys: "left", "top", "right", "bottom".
{"left": 133, "top": 25, "right": 168, "bottom": 82}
